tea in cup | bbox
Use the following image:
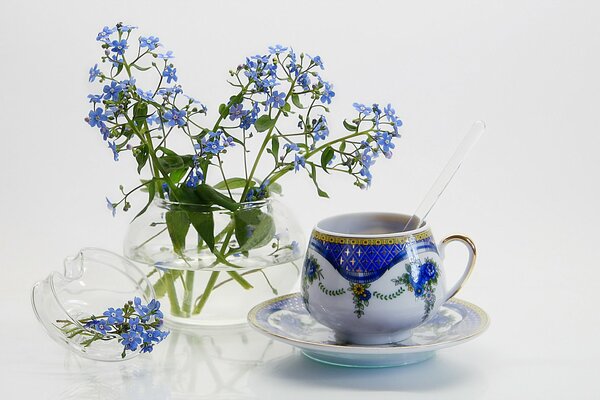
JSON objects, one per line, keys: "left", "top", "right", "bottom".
{"left": 301, "top": 212, "right": 476, "bottom": 345}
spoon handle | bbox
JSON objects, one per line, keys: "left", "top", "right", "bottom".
{"left": 403, "top": 120, "right": 486, "bottom": 231}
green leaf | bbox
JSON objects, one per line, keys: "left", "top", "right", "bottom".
{"left": 131, "top": 64, "right": 152, "bottom": 71}
{"left": 320, "top": 146, "right": 335, "bottom": 172}
{"left": 291, "top": 93, "right": 304, "bottom": 109}
{"left": 271, "top": 136, "right": 280, "bottom": 161}
{"left": 214, "top": 177, "right": 249, "bottom": 191}
{"left": 159, "top": 155, "right": 185, "bottom": 172}
{"left": 230, "top": 93, "right": 244, "bottom": 105}
{"left": 157, "top": 147, "right": 178, "bottom": 157}
{"left": 339, "top": 141, "right": 347, "bottom": 153}
{"left": 283, "top": 102, "right": 292, "bottom": 112}
{"left": 233, "top": 208, "right": 276, "bottom": 252}
{"left": 343, "top": 119, "right": 358, "bottom": 132}
{"left": 187, "top": 211, "right": 215, "bottom": 251}
{"left": 133, "top": 180, "right": 156, "bottom": 220}
{"left": 169, "top": 168, "right": 188, "bottom": 185}
{"left": 309, "top": 164, "right": 329, "bottom": 198}
{"left": 218, "top": 103, "right": 229, "bottom": 118}
{"left": 196, "top": 184, "right": 239, "bottom": 211}
{"left": 135, "top": 145, "right": 149, "bottom": 174}
{"left": 133, "top": 103, "right": 148, "bottom": 129}
{"left": 255, "top": 115, "right": 275, "bottom": 132}
{"left": 268, "top": 181, "right": 282, "bottom": 194}
{"left": 165, "top": 210, "right": 191, "bottom": 255}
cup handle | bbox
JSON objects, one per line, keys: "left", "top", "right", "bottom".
{"left": 439, "top": 234, "right": 477, "bottom": 302}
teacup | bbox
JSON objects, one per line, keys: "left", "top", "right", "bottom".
{"left": 301, "top": 212, "right": 476, "bottom": 345}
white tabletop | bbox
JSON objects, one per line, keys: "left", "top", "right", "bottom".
{"left": 2, "top": 0, "right": 599, "bottom": 398}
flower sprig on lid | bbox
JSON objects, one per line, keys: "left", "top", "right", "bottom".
{"left": 55, "top": 297, "right": 169, "bottom": 358}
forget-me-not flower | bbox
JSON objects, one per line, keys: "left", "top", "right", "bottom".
{"left": 140, "top": 36, "right": 160, "bottom": 50}
{"left": 88, "top": 108, "right": 107, "bottom": 127}
{"left": 163, "top": 65, "right": 178, "bottom": 83}
{"left": 163, "top": 109, "right": 186, "bottom": 127}
{"left": 110, "top": 39, "right": 128, "bottom": 55}
{"left": 103, "top": 81, "right": 123, "bottom": 101}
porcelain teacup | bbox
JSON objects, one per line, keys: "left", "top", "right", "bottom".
{"left": 301, "top": 212, "right": 476, "bottom": 345}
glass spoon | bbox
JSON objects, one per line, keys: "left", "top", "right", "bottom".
{"left": 403, "top": 120, "right": 487, "bottom": 231}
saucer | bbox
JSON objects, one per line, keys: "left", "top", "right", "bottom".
{"left": 247, "top": 293, "right": 489, "bottom": 368}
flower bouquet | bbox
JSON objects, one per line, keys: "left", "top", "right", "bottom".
{"left": 86, "top": 23, "right": 403, "bottom": 325}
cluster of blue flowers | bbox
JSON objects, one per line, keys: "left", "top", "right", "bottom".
{"left": 409, "top": 260, "right": 438, "bottom": 297}
{"left": 86, "top": 23, "right": 207, "bottom": 166}
{"left": 350, "top": 102, "right": 403, "bottom": 186}
{"left": 86, "top": 24, "right": 404, "bottom": 222}
{"left": 82, "top": 297, "right": 169, "bottom": 357}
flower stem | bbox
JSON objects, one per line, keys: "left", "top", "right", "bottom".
{"left": 193, "top": 271, "right": 220, "bottom": 315}
{"left": 163, "top": 270, "right": 183, "bottom": 316}
{"left": 181, "top": 270, "right": 195, "bottom": 317}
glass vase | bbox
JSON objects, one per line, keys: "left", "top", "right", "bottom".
{"left": 123, "top": 197, "right": 304, "bottom": 326}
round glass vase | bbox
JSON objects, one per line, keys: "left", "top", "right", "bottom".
{"left": 123, "top": 197, "right": 304, "bottom": 327}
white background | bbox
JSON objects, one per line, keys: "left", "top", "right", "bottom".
{"left": 1, "top": 0, "right": 599, "bottom": 398}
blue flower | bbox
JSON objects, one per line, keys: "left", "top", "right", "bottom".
{"left": 146, "top": 114, "right": 161, "bottom": 126}
{"left": 88, "top": 108, "right": 107, "bottom": 127}
{"left": 103, "top": 307, "right": 124, "bottom": 324}
{"left": 288, "top": 49, "right": 299, "bottom": 76}
{"left": 136, "top": 88, "right": 154, "bottom": 101}
{"left": 269, "top": 44, "right": 288, "bottom": 54}
{"left": 320, "top": 81, "right": 335, "bottom": 104}
{"left": 121, "top": 331, "right": 142, "bottom": 351}
{"left": 186, "top": 168, "right": 203, "bottom": 188}
{"left": 294, "top": 154, "right": 305, "bottom": 172}
{"left": 93, "top": 319, "right": 111, "bottom": 335}
{"left": 108, "top": 141, "right": 119, "bottom": 161}
{"left": 106, "top": 197, "right": 116, "bottom": 217}
{"left": 208, "top": 130, "right": 222, "bottom": 139}
{"left": 267, "top": 91, "right": 286, "bottom": 109}
{"left": 353, "top": 103, "right": 372, "bottom": 116}
{"left": 142, "top": 329, "right": 162, "bottom": 344}
{"left": 163, "top": 109, "right": 186, "bottom": 127}
{"left": 308, "top": 54, "right": 324, "bottom": 69}
{"left": 96, "top": 26, "right": 116, "bottom": 42}
{"left": 222, "top": 136, "right": 235, "bottom": 147}
{"left": 120, "top": 77, "right": 136, "bottom": 88}
{"left": 163, "top": 65, "right": 178, "bottom": 83}
{"left": 297, "top": 74, "right": 311, "bottom": 90}
{"left": 119, "top": 24, "right": 137, "bottom": 32}
{"left": 156, "top": 50, "right": 175, "bottom": 59}
{"left": 88, "top": 94, "right": 102, "bottom": 103}
{"left": 146, "top": 299, "right": 164, "bottom": 320}
{"left": 110, "top": 39, "right": 128, "bottom": 55}
{"left": 314, "top": 118, "right": 329, "bottom": 141}
{"left": 376, "top": 132, "right": 395, "bottom": 153}
{"left": 284, "top": 142, "right": 300, "bottom": 152}
{"left": 419, "top": 261, "right": 437, "bottom": 283}
{"left": 139, "top": 36, "right": 160, "bottom": 50}
{"left": 103, "top": 81, "right": 123, "bottom": 101}
{"left": 140, "top": 344, "right": 154, "bottom": 353}
{"left": 128, "top": 317, "right": 143, "bottom": 333}
{"left": 100, "top": 124, "right": 109, "bottom": 141}
{"left": 89, "top": 64, "right": 101, "bottom": 82}
{"left": 304, "top": 257, "right": 319, "bottom": 282}
{"left": 412, "top": 283, "right": 425, "bottom": 297}
{"left": 229, "top": 104, "right": 245, "bottom": 121}
{"left": 384, "top": 103, "right": 396, "bottom": 120}
{"left": 361, "top": 148, "right": 376, "bottom": 168}
{"left": 204, "top": 140, "right": 225, "bottom": 155}
{"left": 240, "top": 103, "right": 260, "bottom": 129}
{"left": 133, "top": 297, "right": 148, "bottom": 317}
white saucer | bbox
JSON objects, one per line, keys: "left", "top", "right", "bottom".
{"left": 247, "top": 293, "right": 489, "bottom": 368}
